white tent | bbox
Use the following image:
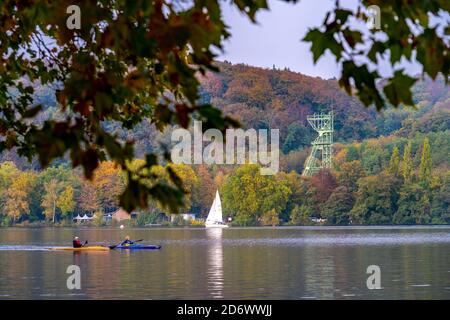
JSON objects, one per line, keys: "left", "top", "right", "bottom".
{"left": 73, "top": 214, "right": 94, "bottom": 222}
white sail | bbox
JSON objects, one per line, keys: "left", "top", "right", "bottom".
{"left": 206, "top": 190, "right": 222, "bottom": 223}
{"left": 205, "top": 190, "right": 228, "bottom": 228}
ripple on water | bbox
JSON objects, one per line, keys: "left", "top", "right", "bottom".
{"left": 410, "top": 284, "right": 431, "bottom": 287}
{"left": 0, "top": 227, "right": 448, "bottom": 299}
{"left": 157, "top": 232, "right": 450, "bottom": 247}
{"left": 0, "top": 245, "right": 51, "bottom": 251}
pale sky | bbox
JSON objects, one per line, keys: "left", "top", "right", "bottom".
{"left": 219, "top": 0, "right": 422, "bottom": 79}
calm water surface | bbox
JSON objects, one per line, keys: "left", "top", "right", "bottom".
{"left": 0, "top": 226, "right": 449, "bottom": 299}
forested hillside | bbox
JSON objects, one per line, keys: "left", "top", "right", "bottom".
{"left": 200, "top": 62, "right": 450, "bottom": 144}
{"left": 0, "top": 62, "right": 448, "bottom": 226}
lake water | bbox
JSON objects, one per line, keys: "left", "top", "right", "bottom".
{"left": 0, "top": 226, "right": 449, "bottom": 299}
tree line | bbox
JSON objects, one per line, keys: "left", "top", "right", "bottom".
{"left": 0, "top": 130, "right": 448, "bottom": 226}
{"left": 0, "top": 162, "right": 124, "bottom": 225}
{"left": 223, "top": 135, "right": 448, "bottom": 226}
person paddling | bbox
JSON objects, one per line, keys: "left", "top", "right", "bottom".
{"left": 72, "top": 236, "right": 87, "bottom": 248}
{"left": 109, "top": 237, "right": 143, "bottom": 249}
{"left": 121, "top": 235, "right": 135, "bottom": 247}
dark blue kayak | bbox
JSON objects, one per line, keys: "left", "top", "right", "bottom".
{"left": 111, "top": 244, "right": 161, "bottom": 250}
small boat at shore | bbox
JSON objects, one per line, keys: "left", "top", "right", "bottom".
{"left": 50, "top": 246, "right": 110, "bottom": 252}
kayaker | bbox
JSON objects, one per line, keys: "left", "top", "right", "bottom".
{"left": 72, "top": 236, "right": 87, "bottom": 248}
{"left": 120, "top": 235, "right": 135, "bottom": 247}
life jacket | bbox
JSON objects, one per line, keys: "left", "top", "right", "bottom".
{"left": 121, "top": 239, "right": 134, "bottom": 246}
{"left": 73, "top": 239, "right": 82, "bottom": 248}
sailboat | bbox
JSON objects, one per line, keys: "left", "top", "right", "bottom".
{"left": 205, "top": 190, "right": 229, "bottom": 228}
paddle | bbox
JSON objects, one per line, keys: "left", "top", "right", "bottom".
{"left": 109, "top": 239, "right": 143, "bottom": 250}
{"left": 82, "top": 240, "right": 88, "bottom": 247}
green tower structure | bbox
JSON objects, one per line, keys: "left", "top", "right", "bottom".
{"left": 302, "top": 111, "right": 334, "bottom": 177}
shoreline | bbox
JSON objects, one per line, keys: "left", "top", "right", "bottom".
{"left": 1, "top": 224, "right": 449, "bottom": 229}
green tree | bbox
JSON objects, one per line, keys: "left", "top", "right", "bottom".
{"left": 361, "top": 144, "right": 385, "bottom": 175}
{"left": 417, "top": 194, "right": 432, "bottom": 224}
{"left": 321, "top": 187, "right": 354, "bottom": 225}
{"left": 402, "top": 142, "right": 413, "bottom": 183}
{"left": 419, "top": 138, "right": 432, "bottom": 185}
{"left": 223, "top": 165, "right": 291, "bottom": 226}
{"left": 393, "top": 183, "right": 430, "bottom": 225}
{"left": 282, "top": 123, "right": 311, "bottom": 154}
{"left": 346, "top": 145, "right": 360, "bottom": 162}
{"left": 388, "top": 146, "right": 400, "bottom": 176}
{"left": 350, "top": 173, "right": 401, "bottom": 225}
{"left": 136, "top": 210, "right": 163, "bottom": 226}
{"left": 277, "top": 171, "right": 307, "bottom": 222}
{"left": 430, "top": 171, "right": 450, "bottom": 224}
{"left": 34, "top": 165, "right": 80, "bottom": 221}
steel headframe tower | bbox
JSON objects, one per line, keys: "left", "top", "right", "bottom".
{"left": 302, "top": 111, "right": 334, "bottom": 177}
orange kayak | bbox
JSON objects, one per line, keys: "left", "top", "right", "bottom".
{"left": 50, "top": 246, "right": 110, "bottom": 252}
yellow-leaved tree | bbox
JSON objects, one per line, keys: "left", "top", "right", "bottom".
{"left": 57, "top": 186, "right": 75, "bottom": 220}
{"left": 41, "top": 179, "right": 60, "bottom": 222}
{"left": 91, "top": 162, "right": 125, "bottom": 212}
{"left": 5, "top": 171, "right": 36, "bottom": 223}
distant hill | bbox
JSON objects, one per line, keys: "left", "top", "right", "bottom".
{"left": 199, "top": 62, "right": 449, "bottom": 145}
{"left": 199, "top": 61, "right": 378, "bottom": 143}
{"left": 1, "top": 61, "right": 449, "bottom": 170}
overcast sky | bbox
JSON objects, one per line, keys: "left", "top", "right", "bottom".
{"left": 219, "top": 0, "right": 422, "bottom": 79}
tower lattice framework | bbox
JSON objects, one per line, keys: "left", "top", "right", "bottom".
{"left": 302, "top": 111, "right": 334, "bottom": 177}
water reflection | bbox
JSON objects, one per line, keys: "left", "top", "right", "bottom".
{"left": 303, "top": 247, "right": 335, "bottom": 299}
{"left": 0, "top": 227, "right": 449, "bottom": 299}
{"left": 205, "top": 228, "right": 224, "bottom": 299}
